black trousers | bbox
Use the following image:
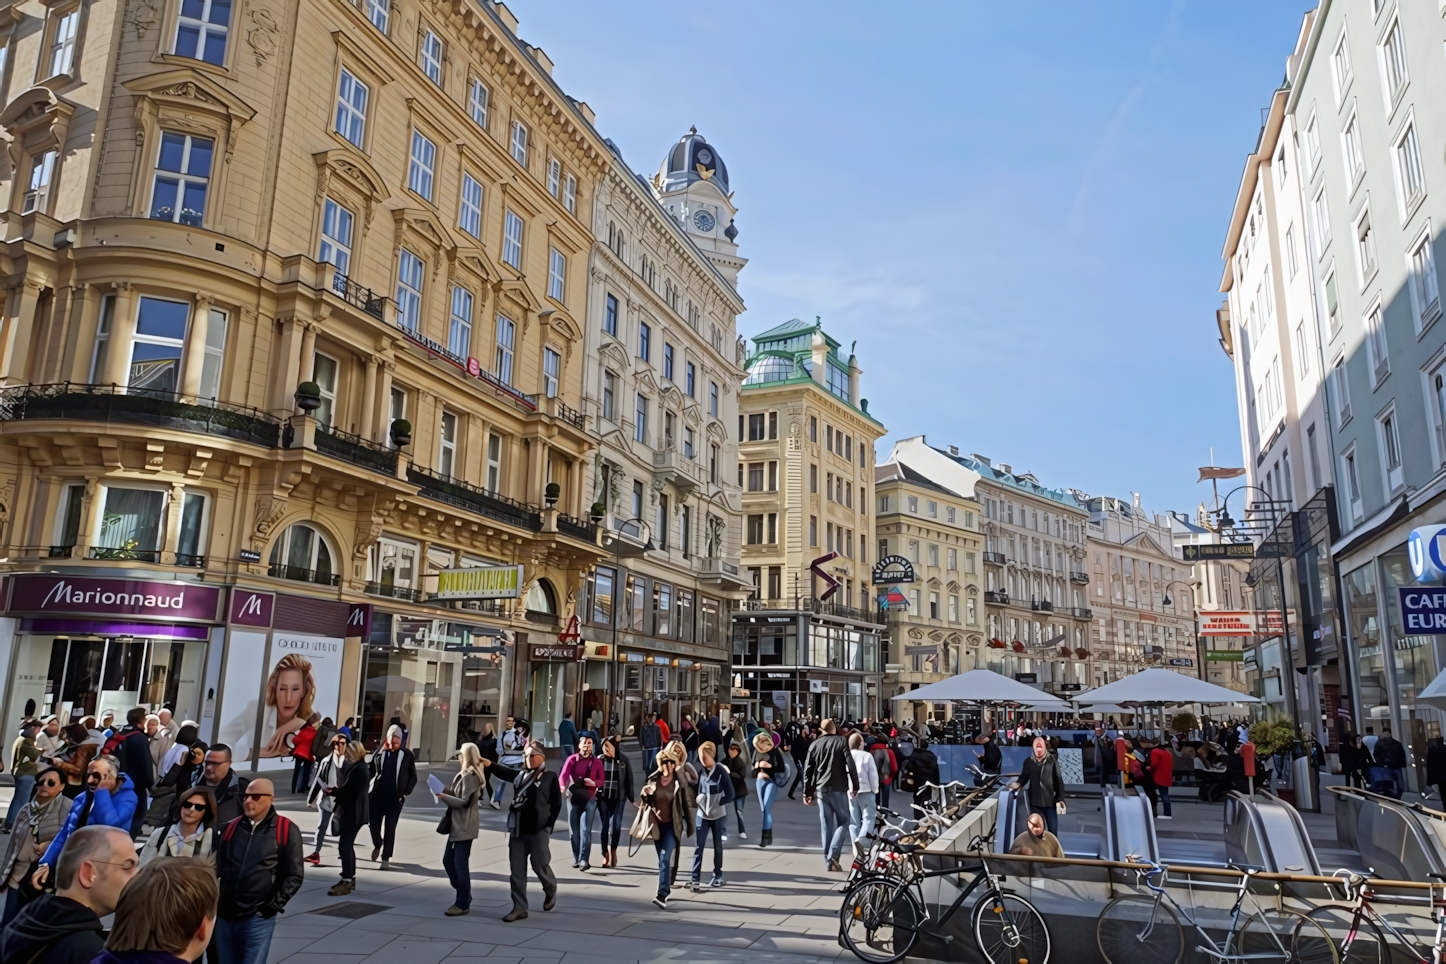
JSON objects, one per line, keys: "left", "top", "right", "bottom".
{"left": 368, "top": 800, "right": 402, "bottom": 860}
{"left": 788, "top": 763, "right": 806, "bottom": 797}
{"left": 337, "top": 820, "right": 362, "bottom": 879}
{"left": 507, "top": 831, "right": 556, "bottom": 912}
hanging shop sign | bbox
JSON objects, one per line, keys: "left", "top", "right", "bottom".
{"left": 229, "top": 589, "right": 274, "bottom": 628}
{"left": 7, "top": 574, "right": 221, "bottom": 622}
{"left": 1206, "top": 650, "right": 1245, "bottom": 661}
{"left": 1014, "top": 673, "right": 1038, "bottom": 684}
{"left": 434, "top": 565, "right": 524, "bottom": 600}
{"left": 529, "top": 643, "right": 583, "bottom": 662}
{"left": 871, "top": 555, "right": 917, "bottom": 585}
{"left": 1408, "top": 526, "right": 1446, "bottom": 583}
{"left": 1182, "top": 544, "right": 1256, "bottom": 561}
{"left": 1198, "top": 611, "right": 1288, "bottom": 636}
{"left": 1397, "top": 586, "right": 1446, "bottom": 634}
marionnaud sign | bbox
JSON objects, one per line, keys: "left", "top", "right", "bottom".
{"left": 1398, "top": 586, "right": 1446, "bottom": 634}
{"left": 229, "top": 589, "right": 274, "bottom": 628}
{"left": 434, "top": 565, "right": 524, "bottom": 600}
{"left": 1408, "top": 525, "right": 1446, "bottom": 583}
{"left": 871, "top": 555, "right": 916, "bottom": 585}
{"left": 8, "top": 574, "right": 221, "bottom": 622}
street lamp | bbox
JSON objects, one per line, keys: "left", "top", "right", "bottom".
{"left": 601, "top": 516, "right": 654, "bottom": 739}
{"left": 1163, "top": 579, "right": 1204, "bottom": 683}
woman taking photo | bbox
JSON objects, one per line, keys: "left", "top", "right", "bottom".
{"left": 437, "top": 743, "right": 487, "bottom": 916}
{"left": 751, "top": 731, "right": 785, "bottom": 848}
{"left": 0, "top": 766, "right": 64, "bottom": 925}
{"left": 306, "top": 731, "right": 350, "bottom": 865}
{"left": 140, "top": 786, "right": 217, "bottom": 864}
{"left": 595, "top": 736, "right": 633, "bottom": 868}
{"left": 638, "top": 747, "right": 693, "bottom": 909}
{"left": 327, "top": 741, "right": 369, "bottom": 896}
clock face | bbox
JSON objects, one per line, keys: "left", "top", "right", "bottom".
{"left": 697, "top": 148, "right": 713, "bottom": 165}
{"left": 692, "top": 210, "right": 715, "bottom": 232}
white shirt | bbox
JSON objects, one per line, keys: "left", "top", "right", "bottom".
{"left": 851, "top": 748, "right": 880, "bottom": 795}
{"left": 160, "top": 741, "right": 189, "bottom": 775}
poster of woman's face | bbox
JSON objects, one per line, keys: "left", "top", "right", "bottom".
{"left": 257, "top": 635, "right": 343, "bottom": 767}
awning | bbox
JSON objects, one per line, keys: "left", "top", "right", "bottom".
{"left": 1072, "top": 668, "right": 1261, "bottom": 707}
{"left": 890, "top": 669, "right": 1067, "bottom": 706}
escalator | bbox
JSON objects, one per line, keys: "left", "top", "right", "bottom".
{"left": 1330, "top": 786, "right": 1446, "bottom": 883}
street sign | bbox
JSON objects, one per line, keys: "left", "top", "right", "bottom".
{"left": 1182, "top": 544, "right": 1255, "bottom": 561}
{"left": 811, "top": 552, "right": 840, "bottom": 600}
{"left": 871, "top": 554, "right": 916, "bottom": 585}
{"left": 1014, "top": 673, "right": 1038, "bottom": 683}
{"left": 434, "top": 565, "right": 524, "bottom": 600}
{"left": 1397, "top": 586, "right": 1446, "bottom": 634}
{"left": 1206, "top": 650, "right": 1244, "bottom": 661}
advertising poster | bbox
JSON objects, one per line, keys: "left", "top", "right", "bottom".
{"left": 215, "top": 631, "right": 268, "bottom": 764}
{"left": 256, "top": 633, "right": 345, "bottom": 772}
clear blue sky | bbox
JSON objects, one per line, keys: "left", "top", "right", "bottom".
{"left": 516, "top": 0, "right": 1307, "bottom": 516}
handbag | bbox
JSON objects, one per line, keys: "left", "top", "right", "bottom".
{"left": 629, "top": 801, "right": 660, "bottom": 841}
{"left": 436, "top": 808, "right": 452, "bottom": 835}
{"left": 771, "top": 753, "right": 791, "bottom": 789}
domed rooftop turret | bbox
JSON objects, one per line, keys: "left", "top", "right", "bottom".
{"left": 659, "top": 126, "right": 729, "bottom": 194}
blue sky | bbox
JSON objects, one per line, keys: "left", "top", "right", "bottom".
{"left": 516, "top": 0, "right": 1307, "bottom": 516}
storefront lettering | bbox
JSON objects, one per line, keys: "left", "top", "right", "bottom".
{"left": 8, "top": 574, "right": 221, "bottom": 621}
{"left": 274, "top": 636, "right": 341, "bottom": 653}
{"left": 1398, "top": 587, "right": 1446, "bottom": 634}
{"left": 44, "top": 581, "right": 186, "bottom": 611}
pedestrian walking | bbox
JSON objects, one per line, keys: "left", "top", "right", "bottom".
{"left": 559, "top": 735, "right": 602, "bottom": 871}
{"left": 366, "top": 725, "right": 416, "bottom": 871}
{"left": 595, "top": 735, "right": 633, "bottom": 868}
{"left": 213, "top": 778, "right": 303, "bottom": 964}
{"left": 502, "top": 741, "right": 560, "bottom": 922}
{"left": 476, "top": 722, "right": 500, "bottom": 806}
{"left": 688, "top": 741, "right": 734, "bottom": 891}
{"left": 802, "top": 719, "right": 858, "bottom": 873}
{"left": 111, "top": 708, "right": 156, "bottom": 838}
{"left": 305, "top": 731, "right": 349, "bottom": 866}
{"left": 5, "top": 722, "right": 40, "bottom": 833}
{"left": 437, "top": 743, "right": 486, "bottom": 916}
{"left": 1010, "top": 737, "right": 1065, "bottom": 836}
{"left": 145, "top": 725, "right": 200, "bottom": 833}
{"left": 638, "top": 746, "right": 694, "bottom": 909}
{"left": 180, "top": 744, "right": 247, "bottom": 827}
{"left": 140, "top": 786, "right": 217, "bottom": 865}
{"left": 290, "top": 713, "right": 320, "bottom": 795}
{"left": 868, "top": 734, "right": 895, "bottom": 810}
{"left": 558, "top": 712, "right": 578, "bottom": 759}
{"left": 847, "top": 732, "right": 879, "bottom": 850}
{"left": 1374, "top": 728, "right": 1408, "bottom": 794}
{"left": 1146, "top": 738, "right": 1175, "bottom": 819}
{"left": 724, "top": 743, "right": 749, "bottom": 841}
{"left": 0, "top": 766, "right": 64, "bottom": 926}
{"left": 492, "top": 718, "right": 528, "bottom": 807}
{"left": 787, "top": 726, "right": 812, "bottom": 799}
{"left": 0, "top": 825, "right": 137, "bottom": 964}
{"left": 97, "top": 854, "right": 218, "bottom": 964}
{"left": 32, "top": 755, "right": 137, "bottom": 889}
{"left": 750, "top": 732, "right": 784, "bottom": 848}
{"left": 327, "top": 742, "right": 369, "bottom": 896}
{"left": 639, "top": 713, "right": 663, "bottom": 775}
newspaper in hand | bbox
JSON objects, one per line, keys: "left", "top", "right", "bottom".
{"left": 427, "top": 773, "right": 445, "bottom": 799}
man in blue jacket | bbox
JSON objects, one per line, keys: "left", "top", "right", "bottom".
{"left": 30, "top": 755, "right": 137, "bottom": 888}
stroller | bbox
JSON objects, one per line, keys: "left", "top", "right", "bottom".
{"left": 1366, "top": 765, "right": 1402, "bottom": 799}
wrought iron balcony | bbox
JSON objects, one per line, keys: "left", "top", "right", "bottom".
{"left": 982, "top": 551, "right": 1007, "bottom": 566}
{"left": 554, "top": 400, "right": 586, "bottom": 429}
{"left": 89, "top": 546, "right": 161, "bottom": 563}
{"left": 407, "top": 465, "right": 541, "bottom": 531}
{"left": 1070, "top": 570, "right": 1090, "bottom": 585}
{"left": 984, "top": 590, "right": 1010, "bottom": 604}
{"left": 1068, "top": 607, "right": 1093, "bottom": 618}
{"left": 330, "top": 270, "right": 387, "bottom": 320}
{"left": 555, "top": 513, "right": 597, "bottom": 543}
{"left": 365, "top": 581, "right": 423, "bottom": 602}
{"left": 267, "top": 563, "right": 341, "bottom": 587}
{"left": 313, "top": 424, "right": 398, "bottom": 475}
{"left": 1031, "top": 599, "right": 1053, "bottom": 612}
{"left": 0, "top": 383, "right": 281, "bottom": 447}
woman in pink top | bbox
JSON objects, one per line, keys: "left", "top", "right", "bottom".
{"left": 559, "top": 736, "right": 604, "bottom": 870}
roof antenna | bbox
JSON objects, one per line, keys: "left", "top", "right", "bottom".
{"left": 689, "top": 125, "right": 697, "bottom": 135}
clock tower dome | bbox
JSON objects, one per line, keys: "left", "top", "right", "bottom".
{"left": 655, "top": 127, "right": 746, "bottom": 288}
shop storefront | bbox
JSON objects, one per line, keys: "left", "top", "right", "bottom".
{"left": 731, "top": 610, "right": 882, "bottom": 725}
{"left": 0, "top": 574, "right": 223, "bottom": 731}
{"left": 354, "top": 606, "right": 471, "bottom": 761}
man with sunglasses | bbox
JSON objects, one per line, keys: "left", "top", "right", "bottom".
{"left": 0, "top": 824, "right": 137, "bottom": 964}
{"left": 214, "top": 778, "right": 303, "bottom": 964}
{"left": 30, "top": 756, "right": 137, "bottom": 889}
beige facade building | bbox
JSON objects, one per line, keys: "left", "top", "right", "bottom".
{"left": 573, "top": 130, "right": 749, "bottom": 737}
{"left": 0, "top": 0, "right": 613, "bottom": 761}
{"left": 729, "top": 319, "right": 886, "bottom": 723}
{"left": 873, "top": 459, "right": 983, "bottom": 722}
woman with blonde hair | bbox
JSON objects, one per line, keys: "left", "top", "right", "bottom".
{"left": 260, "top": 653, "right": 317, "bottom": 758}
{"left": 751, "top": 730, "right": 785, "bottom": 848}
{"left": 325, "top": 741, "right": 369, "bottom": 896}
{"left": 437, "top": 743, "right": 487, "bottom": 916}
{"left": 638, "top": 748, "right": 694, "bottom": 909}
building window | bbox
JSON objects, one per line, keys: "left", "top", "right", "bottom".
{"left": 311, "top": 351, "right": 338, "bottom": 427}
{"left": 366, "top": 0, "right": 390, "bottom": 33}
{"left": 510, "top": 120, "right": 528, "bottom": 166}
{"left": 748, "top": 463, "right": 763, "bottom": 492}
{"left": 1312, "top": 187, "right": 1331, "bottom": 252}
{"left": 21, "top": 151, "right": 56, "bottom": 215}
{"left": 92, "top": 486, "right": 166, "bottom": 561}
{"left": 439, "top": 411, "right": 457, "bottom": 477}
{"left": 663, "top": 344, "right": 674, "bottom": 381}
{"left": 709, "top": 383, "right": 718, "bottom": 417}
{"left": 928, "top": 544, "right": 939, "bottom": 567}
{"left": 768, "top": 461, "right": 778, "bottom": 491}
{"left": 468, "top": 78, "right": 489, "bottom": 129}
{"left": 457, "top": 173, "right": 482, "bottom": 238}
{"left": 150, "top": 133, "right": 212, "bottom": 226}
{"left": 680, "top": 505, "right": 691, "bottom": 558}
{"left": 1380, "top": 18, "right": 1407, "bottom": 101}
{"left": 126, "top": 297, "right": 189, "bottom": 395}
{"left": 395, "top": 249, "right": 423, "bottom": 334}
{"left": 487, "top": 433, "right": 502, "bottom": 491}
{"left": 419, "top": 30, "right": 443, "bottom": 85}
{"left": 1432, "top": 369, "right": 1446, "bottom": 467}
{"left": 634, "top": 394, "right": 648, "bottom": 443}
{"left": 495, "top": 315, "right": 515, "bottom": 385}
{"left": 1355, "top": 207, "right": 1376, "bottom": 283}
{"left": 1342, "top": 445, "right": 1362, "bottom": 521}
{"left": 319, "top": 198, "right": 353, "bottom": 278}
{"left": 1332, "top": 29, "right": 1352, "bottom": 100}
{"left": 174, "top": 0, "right": 229, "bottom": 65}
{"left": 947, "top": 547, "right": 957, "bottom": 570}
{"left": 683, "top": 426, "right": 694, "bottom": 459}
{"left": 1365, "top": 302, "right": 1388, "bottom": 383}
{"left": 1324, "top": 269, "right": 1340, "bottom": 334}
{"left": 198, "top": 308, "right": 227, "bottom": 401}
{"left": 1410, "top": 230, "right": 1440, "bottom": 331}
{"left": 601, "top": 371, "right": 615, "bottom": 421}
{"left": 502, "top": 210, "right": 523, "bottom": 268}
{"left": 746, "top": 515, "right": 763, "bottom": 545}
{"left": 547, "top": 247, "right": 566, "bottom": 302}
{"left": 335, "top": 69, "right": 368, "bottom": 148}
{"left": 1378, "top": 408, "right": 1403, "bottom": 492}
{"left": 809, "top": 515, "right": 817, "bottom": 547}
{"left": 638, "top": 322, "right": 651, "bottom": 362}
{"left": 270, "top": 523, "right": 334, "bottom": 582}
{"left": 543, "top": 347, "right": 560, "bottom": 399}
{"left": 1331, "top": 355, "right": 1352, "bottom": 425}
{"left": 408, "top": 129, "right": 435, "bottom": 201}
{"left": 1342, "top": 111, "right": 1364, "bottom": 183}
{"left": 1295, "top": 321, "right": 1311, "bottom": 378}
{"left": 564, "top": 174, "right": 577, "bottom": 215}
{"left": 927, "top": 500, "right": 938, "bottom": 518}
{"left": 448, "top": 287, "right": 473, "bottom": 359}
{"left": 547, "top": 157, "right": 560, "bottom": 197}
{"left": 1306, "top": 113, "right": 1321, "bottom": 170}
{"left": 685, "top": 362, "right": 695, "bottom": 397}
{"left": 1394, "top": 122, "right": 1425, "bottom": 212}
{"left": 48, "top": 8, "right": 79, "bottom": 77}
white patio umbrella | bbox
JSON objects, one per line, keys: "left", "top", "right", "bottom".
{"left": 1419, "top": 666, "right": 1446, "bottom": 711}
{"left": 890, "top": 669, "right": 1068, "bottom": 706}
{"left": 1071, "top": 668, "right": 1260, "bottom": 707}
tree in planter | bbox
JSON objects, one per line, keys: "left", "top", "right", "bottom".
{"left": 544, "top": 482, "right": 561, "bottom": 507}
{"left": 1170, "top": 712, "right": 1198, "bottom": 737}
{"left": 295, "top": 381, "right": 322, "bottom": 414}
{"left": 1248, "top": 716, "right": 1298, "bottom": 789}
{"left": 389, "top": 418, "right": 412, "bottom": 448}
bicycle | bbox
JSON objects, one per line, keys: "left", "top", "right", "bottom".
{"left": 840, "top": 831, "right": 1050, "bottom": 964}
{"left": 1305, "top": 870, "right": 1446, "bottom": 964}
{"left": 1096, "top": 860, "right": 1338, "bottom": 964}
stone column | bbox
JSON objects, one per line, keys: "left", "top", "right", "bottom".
{"left": 100, "top": 283, "right": 137, "bottom": 388}
{"left": 179, "top": 293, "right": 212, "bottom": 401}
{"left": 361, "top": 356, "right": 378, "bottom": 441}
{"left": 1, "top": 280, "right": 44, "bottom": 387}
{"left": 299, "top": 323, "right": 317, "bottom": 383}
{"left": 271, "top": 316, "right": 302, "bottom": 415}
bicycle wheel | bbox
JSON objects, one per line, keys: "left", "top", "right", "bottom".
{"left": 1240, "top": 910, "right": 1340, "bottom": 964}
{"left": 839, "top": 878, "right": 922, "bottom": 964}
{"left": 1304, "top": 906, "right": 1387, "bottom": 964}
{"left": 1096, "top": 894, "right": 1184, "bottom": 964}
{"left": 971, "top": 890, "right": 1051, "bottom": 964}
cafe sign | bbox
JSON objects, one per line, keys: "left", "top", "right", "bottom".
{"left": 871, "top": 555, "right": 916, "bottom": 585}
{"left": 434, "top": 565, "right": 524, "bottom": 600}
{"left": 1397, "top": 586, "right": 1446, "bottom": 634}
{"left": 7, "top": 574, "right": 221, "bottom": 622}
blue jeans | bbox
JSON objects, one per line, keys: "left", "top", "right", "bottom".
{"left": 312, "top": 808, "right": 334, "bottom": 853}
{"left": 654, "top": 823, "right": 677, "bottom": 899}
{"left": 756, "top": 778, "right": 777, "bottom": 830}
{"left": 560, "top": 744, "right": 575, "bottom": 760}
{"left": 691, "top": 816, "right": 725, "bottom": 882}
{"left": 215, "top": 913, "right": 277, "bottom": 964}
{"left": 2, "top": 887, "right": 23, "bottom": 926}
{"left": 642, "top": 748, "right": 658, "bottom": 774}
{"left": 442, "top": 839, "right": 473, "bottom": 909}
{"left": 568, "top": 797, "right": 595, "bottom": 865}
{"left": 733, "top": 795, "right": 746, "bottom": 834}
{"left": 5, "top": 776, "right": 34, "bottom": 830}
{"left": 596, "top": 796, "right": 625, "bottom": 853}
{"left": 850, "top": 790, "right": 877, "bottom": 847}
{"left": 817, "top": 790, "right": 852, "bottom": 865}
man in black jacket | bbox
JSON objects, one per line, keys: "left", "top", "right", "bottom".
{"left": 116, "top": 707, "right": 155, "bottom": 836}
{"left": 1374, "top": 727, "right": 1408, "bottom": 794}
{"left": 180, "top": 744, "right": 248, "bottom": 826}
{"left": 1011, "top": 737, "right": 1066, "bottom": 836}
{"left": 639, "top": 713, "right": 663, "bottom": 776}
{"left": 0, "top": 825, "right": 137, "bottom": 964}
{"left": 503, "top": 741, "right": 560, "bottom": 922}
{"left": 367, "top": 725, "right": 417, "bottom": 870}
{"left": 214, "top": 778, "right": 303, "bottom": 964}
{"left": 802, "top": 719, "right": 858, "bottom": 873}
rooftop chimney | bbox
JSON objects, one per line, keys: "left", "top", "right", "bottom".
{"left": 948, "top": 445, "right": 959, "bottom": 457}
{"left": 527, "top": 45, "right": 553, "bottom": 75}
{"left": 810, "top": 331, "right": 827, "bottom": 387}
{"left": 998, "top": 463, "right": 1012, "bottom": 475}
{"left": 492, "top": 2, "right": 519, "bottom": 34}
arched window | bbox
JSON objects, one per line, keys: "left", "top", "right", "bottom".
{"left": 268, "top": 523, "right": 336, "bottom": 585}
{"left": 525, "top": 579, "right": 557, "bottom": 618}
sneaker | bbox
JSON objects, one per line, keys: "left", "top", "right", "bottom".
{"left": 379, "top": 860, "right": 392, "bottom": 871}
{"left": 571, "top": 861, "right": 581, "bottom": 869}
{"left": 580, "top": 862, "right": 591, "bottom": 872}
{"left": 305, "top": 852, "right": 321, "bottom": 866}
{"left": 740, "top": 832, "right": 747, "bottom": 840}
{"left": 652, "top": 896, "right": 668, "bottom": 910}
{"left": 710, "top": 876, "right": 724, "bottom": 888}
{"left": 1158, "top": 814, "right": 1172, "bottom": 820}
{"left": 721, "top": 834, "right": 728, "bottom": 842}
{"left": 688, "top": 879, "right": 703, "bottom": 892}
{"left": 827, "top": 859, "right": 844, "bottom": 873}
{"left": 445, "top": 905, "right": 469, "bottom": 916}
{"left": 489, "top": 797, "right": 501, "bottom": 809}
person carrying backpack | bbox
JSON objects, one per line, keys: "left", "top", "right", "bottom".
{"left": 688, "top": 741, "right": 735, "bottom": 890}
{"left": 214, "top": 778, "right": 303, "bottom": 964}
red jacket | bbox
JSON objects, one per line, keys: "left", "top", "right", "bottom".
{"left": 1148, "top": 747, "right": 1174, "bottom": 787}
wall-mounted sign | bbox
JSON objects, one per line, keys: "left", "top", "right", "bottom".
{"left": 1206, "top": 650, "right": 1244, "bottom": 662}
{"left": 529, "top": 644, "right": 582, "bottom": 662}
{"left": 1168, "top": 657, "right": 1195, "bottom": 667}
{"left": 1398, "top": 586, "right": 1446, "bottom": 634}
{"left": 871, "top": 554, "right": 917, "bottom": 585}
{"left": 7, "top": 574, "right": 221, "bottom": 623}
{"left": 238, "top": 549, "right": 262, "bottom": 563}
{"left": 1198, "top": 611, "right": 1288, "bottom": 637}
{"left": 808, "top": 679, "right": 828, "bottom": 693}
{"left": 346, "top": 603, "right": 372, "bottom": 637}
{"left": 1182, "top": 544, "right": 1255, "bottom": 561}
{"left": 1059, "top": 683, "right": 1082, "bottom": 692}
{"left": 1408, "top": 526, "right": 1446, "bottom": 583}
{"left": 229, "top": 589, "right": 274, "bottom": 628}
{"left": 434, "top": 565, "right": 524, "bottom": 600}
{"left": 1014, "top": 673, "right": 1038, "bottom": 684}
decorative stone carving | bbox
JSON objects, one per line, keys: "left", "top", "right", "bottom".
{"left": 246, "top": 5, "right": 279, "bottom": 66}
{"left": 127, "top": 0, "right": 159, "bottom": 39}
{"left": 252, "top": 496, "right": 288, "bottom": 550}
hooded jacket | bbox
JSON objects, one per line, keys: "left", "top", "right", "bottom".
{"left": 39, "top": 773, "right": 138, "bottom": 867}
{"left": 0, "top": 893, "right": 104, "bottom": 964}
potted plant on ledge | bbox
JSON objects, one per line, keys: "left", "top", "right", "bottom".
{"left": 544, "top": 482, "right": 560, "bottom": 508}
{"left": 389, "top": 418, "right": 412, "bottom": 448}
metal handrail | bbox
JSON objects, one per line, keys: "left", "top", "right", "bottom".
{"left": 0, "top": 382, "right": 281, "bottom": 446}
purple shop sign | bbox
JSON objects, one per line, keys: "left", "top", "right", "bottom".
{"left": 7, "top": 574, "right": 221, "bottom": 623}
{"left": 230, "top": 588, "right": 275, "bottom": 627}
{"left": 19, "top": 618, "right": 211, "bottom": 640}
{"left": 346, "top": 603, "right": 372, "bottom": 637}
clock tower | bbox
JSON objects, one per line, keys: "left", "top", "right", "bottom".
{"left": 655, "top": 127, "right": 746, "bottom": 288}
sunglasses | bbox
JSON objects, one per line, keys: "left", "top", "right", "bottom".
{"left": 180, "top": 801, "right": 209, "bottom": 812}
{"left": 37, "top": 779, "right": 60, "bottom": 789}
{"left": 241, "top": 792, "right": 272, "bottom": 801}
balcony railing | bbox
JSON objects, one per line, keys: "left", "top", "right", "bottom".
{"left": 0, "top": 383, "right": 281, "bottom": 447}
{"left": 407, "top": 465, "right": 541, "bottom": 531}
{"left": 556, "top": 513, "right": 597, "bottom": 542}
{"left": 1070, "top": 571, "right": 1090, "bottom": 585}
{"left": 984, "top": 590, "right": 1010, "bottom": 604}
{"left": 48, "top": 545, "right": 74, "bottom": 558}
{"left": 554, "top": 400, "right": 586, "bottom": 429}
{"left": 90, "top": 546, "right": 161, "bottom": 563}
{"left": 740, "top": 595, "right": 881, "bottom": 624}
{"left": 1068, "top": 607, "right": 1093, "bottom": 618}
{"left": 982, "top": 551, "right": 1007, "bottom": 565}
{"left": 313, "top": 424, "right": 398, "bottom": 475}
{"left": 365, "top": 581, "right": 423, "bottom": 602}
{"left": 267, "top": 563, "right": 341, "bottom": 587}
{"left": 174, "top": 553, "right": 206, "bottom": 568}
{"left": 330, "top": 271, "right": 387, "bottom": 320}
{"left": 1031, "top": 599, "right": 1053, "bottom": 612}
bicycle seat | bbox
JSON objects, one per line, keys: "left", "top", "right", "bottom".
{"left": 878, "top": 807, "right": 901, "bottom": 819}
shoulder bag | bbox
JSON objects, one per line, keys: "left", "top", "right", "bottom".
{"left": 629, "top": 800, "right": 660, "bottom": 841}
